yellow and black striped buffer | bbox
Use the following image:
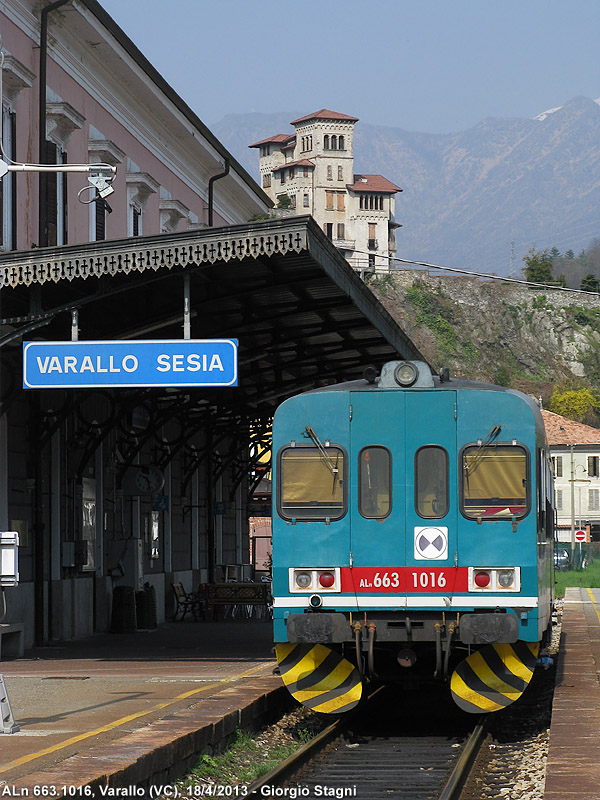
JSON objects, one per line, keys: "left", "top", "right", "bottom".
{"left": 451, "top": 641, "right": 539, "bottom": 713}
{"left": 275, "top": 643, "right": 362, "bottom": 714}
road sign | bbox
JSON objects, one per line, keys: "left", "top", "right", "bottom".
{"left": 575, "top": 529, "right": 586, "bottom": 542}
{"left": 23, "top": 339, "right": 237, "bottom": 389}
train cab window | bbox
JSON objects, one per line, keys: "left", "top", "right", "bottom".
{"left": 359, "top": 446, "right": 391, "bottom": 519}
{"left": 278, "top": 446, "right": 346, "bottom": 520}
{"left": 415, "top": 446, "right": 449, "bottom": 519}
{"left": 462, "top": 445, "right": 528, "bottom": 520}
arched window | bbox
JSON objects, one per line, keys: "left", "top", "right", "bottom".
{"left": 327, "top": 165, "right": 333, "bottom": 180}
{"left": 324, "top": 135, "right": 330, "bottom": 150}
{"left": 331, "top": 135, "right": 337, "bottom": 150}
{"left": 338, "top": 135, "right": 345, "bottom": 150}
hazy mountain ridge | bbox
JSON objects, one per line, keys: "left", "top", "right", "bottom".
{"left": 211, "top": 96, "right": 600, "bottom": 274}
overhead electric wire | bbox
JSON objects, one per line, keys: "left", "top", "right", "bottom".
{"left": 355, "top": 250, "right": 600, "bottom": 296}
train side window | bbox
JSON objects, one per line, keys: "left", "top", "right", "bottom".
{"left": 415, "top": 446, "right": 449, "bottom": 519}
{"left": 461, "top": 445, "right": 529, "bottom": 520}
{"left": 358, "top": 446, "right": 391, "bottom": 519}
{"left": 278, "top": 445, "right": 346, "bottom": 521}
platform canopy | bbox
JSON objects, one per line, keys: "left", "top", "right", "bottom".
{"left": 0, "top": 216, "right": 423, "bottom": 414}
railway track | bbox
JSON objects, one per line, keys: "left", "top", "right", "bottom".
{"left": 248, "top": 686, "right": 485, "bottom": 800}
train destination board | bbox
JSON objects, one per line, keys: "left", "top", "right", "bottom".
{"left": 23, "top": 339, "right": 237, "bottom": 389}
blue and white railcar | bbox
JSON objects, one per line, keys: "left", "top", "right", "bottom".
{"left": 272, "top": 361, "right": 554, "bottom": 714}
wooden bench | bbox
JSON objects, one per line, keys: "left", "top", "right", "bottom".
{"left": 0, "top": 623, "right": 24, "bottom": 659}
{"left": 171, "top": 582, "right": 205, "bottom": 622}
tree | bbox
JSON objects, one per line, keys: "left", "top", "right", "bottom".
{"left": 522, "top": 248, "right": 554, "bottom": 283}
{"left": 565, "top": 249, "right": 575, "bottom": 259}
{"left": 581, "top": 273, "right": 600, "bottom": 293}
{"left": 276, "top": 194, "right": 292, "bottom": 209}
{"left": 549, "top": 385, "right": 600, "bottom": 425}
{"left": 550, "top": 246, "right": 561, "bottom": 258}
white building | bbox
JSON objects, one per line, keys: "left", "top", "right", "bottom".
{"left": 249, "top": 109, "right": 401, "bottom": 274}
{"left": 542, "top": 410, "right": 600, "bottom": 544}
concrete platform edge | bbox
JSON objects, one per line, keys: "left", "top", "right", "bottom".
{"left": 7, "top": 680, "right": 291, "bottom": 794}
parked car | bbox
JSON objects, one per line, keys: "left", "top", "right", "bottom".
{"left": 554, "top": 548, "right": 570, "bottom": 571}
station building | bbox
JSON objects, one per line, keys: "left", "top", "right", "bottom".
{"left": 0, "top": 1, "right": 422, "bottom": 650}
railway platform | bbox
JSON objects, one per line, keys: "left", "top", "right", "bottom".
{"left": 0, "top": 619, "right": 285, "bottom": 794}
{"left": 545, "top": 586, "right": 600, "bottom": 799}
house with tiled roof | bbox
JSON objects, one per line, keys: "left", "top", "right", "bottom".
{"left": 541, "top": 410, "right": 600, "bottom": 543}
{"left": 249, "top": 110, "right": 401, "bottom": 274}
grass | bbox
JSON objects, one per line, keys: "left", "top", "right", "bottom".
{"left": 554, "top": 557, "right": 600, "bottom": 597}
{"left": 179, "top": 726, "right": 313, "bottom": 788}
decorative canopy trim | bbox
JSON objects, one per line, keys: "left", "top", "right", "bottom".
{"left": 0, "top": 225, "right": 308, "bottom": 289}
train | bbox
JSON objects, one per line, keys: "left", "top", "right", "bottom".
{"left": 271, "top": 360, "right": 554, "bottom": 714}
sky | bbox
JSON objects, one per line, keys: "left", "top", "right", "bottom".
{"left": 100, "top": 0, "right": 600, "bottom": 135}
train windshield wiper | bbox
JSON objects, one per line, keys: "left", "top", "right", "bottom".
{"left": 463, "top": 424, "right": 502, "bottom": 476}
{"left": 305, "top": 426, "right": 339, "bottom": 479}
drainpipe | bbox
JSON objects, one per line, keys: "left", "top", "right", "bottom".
{"left": 39, "top": 0, "right": 70, "bottom": 248}
{"left": 207, "top": 159, "right": 230, "bottom": 227}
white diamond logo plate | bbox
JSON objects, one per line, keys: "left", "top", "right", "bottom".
{"left": 414, "top": 526, "right": 448, "bottom": 560}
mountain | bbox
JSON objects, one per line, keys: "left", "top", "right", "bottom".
{"left": 210, "top": 97, "right": 600, "bottom": 276}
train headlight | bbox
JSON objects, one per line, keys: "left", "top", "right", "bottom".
{"left": 394, "top": 361, "right": 418, "bottom": 387}
{"left": 474, "top": 571, "right": 491, "bottom": 588}
{"left": 295, "top": 572, "right": 312, "bottom": 589}
{"left": 497, "top": 570, "right": 515, "bottom": 589}
{"left": 309, "top": 594, "right": 323, "bottom": 609}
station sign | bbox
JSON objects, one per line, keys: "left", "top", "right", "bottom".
{"left": 22, "top": 339, "right": 237, "bottom": 389}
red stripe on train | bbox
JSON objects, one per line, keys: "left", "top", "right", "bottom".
{"left": 340, "top": 567, "right": 469, "bottom": 593}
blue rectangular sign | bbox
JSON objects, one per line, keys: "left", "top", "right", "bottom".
{"left": 23, "top": 339, "right": 238, "bottom": 389}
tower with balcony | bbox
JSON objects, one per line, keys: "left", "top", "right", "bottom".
{"left": 250, "top": 109, "right": 401, "bottom": 274}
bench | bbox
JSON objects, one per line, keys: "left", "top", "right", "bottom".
{"left": 204, "top": 582, "right": 271, "bottom": 620}
{"left": 171, "top": 582, "right": 205, "bottom": 622}
{"left": 0, "top": 623, "right": 24, "bottom": 659}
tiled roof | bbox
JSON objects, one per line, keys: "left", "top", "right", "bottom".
{"left": 290, "top": 109, "right": 359, "bottom": 125}
{"left": 347, "top": 174, "right": 403, "bottom": 193}
{"left": 541, "top": 410, "right": 600, "bottom": 445}
{"left": 272, "top": 159, "right": 315, "bottom": 173}
{"left": 248, "top": 134, "right": 295, "bottom": 148}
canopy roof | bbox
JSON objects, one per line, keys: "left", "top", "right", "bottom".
{"left": 0, "top": 216, "right": 423, "bottom": 417}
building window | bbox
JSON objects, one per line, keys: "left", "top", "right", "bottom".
{"left": 338, "top": 166, "right": 343, "bottom": 181}
{"left": 327, "top": 165, "right": 332, "bottom": 180}
{"left": 45, "top": 141, "right": 68, "bottom": 246}
{"left": 280, "top": 170, "right": 285, "bottom": 184}
{"left": 556, "top": 489, "right": 563, "bottom": 511}
{"left": 0, "top": 107, "right": 16, "bottom": 251}
{"left": 290, "top": 194, "right": 296, "bottom": 209}
{"left": 590, "top": 489, "right": 600, "bottom": 511}
{"left": 589, "top": 456, "right": 599, "bottom": 477}
{"left": 262, "top": 173, "right": 271, "bottom": 188}
{"left": 129, "top": 204, "right": 142, "bottom": 237}
{"left": 337, "top": 223, "right": 345, "bottom": 240}
{"left": 552, "top": 456, "right": 563, "bottom": 477}
{"left": 324, "top": 223, "right": 333, "bottom": 239}
{"left": 331, "top": 135, "right": 337, "bottom": 150}
{"left": 93, "top": 194, "right": 108, "bottom": 241}
{"left": 326, "top": 191, "right": 334, "bottom": 210}
{"left": 289, "top": 168, "right": 295, "bottom": 179}
{"left": 303, "top": 194, "right": 309, "bottom": 207}
{"left": 337, "top": 192, "right": 345, "bottom": 211}
{"left": 324, "top": 135, "right": 330, "bottom": 150}
{"left": 338, "top": 135, "right": 345, "bottom": 150}
{"left": 303, "top": 166, "right": 309, "bottom": 177}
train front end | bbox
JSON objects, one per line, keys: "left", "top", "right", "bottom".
{"left": 271, "top": 361, "right": 554, "bottom": 714}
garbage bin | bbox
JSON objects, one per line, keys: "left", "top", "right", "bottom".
{"left": 110, "top": 585, "right": 137, "bottom": 633}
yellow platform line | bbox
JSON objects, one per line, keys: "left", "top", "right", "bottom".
{"left": 586, "top": 587, "right": 600, "bottom": 625}
{"left": 1, "top": 661, "right": 272, "bottom": 774}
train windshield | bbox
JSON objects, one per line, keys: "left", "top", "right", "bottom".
{"left": 278, "top": 446, "right": 346, "bottom": 520}
{"left": 462, "top": 445, "right": 528, "bottom": 519}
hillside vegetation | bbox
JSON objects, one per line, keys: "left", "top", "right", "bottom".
{"left": 369, "top": 269, "right": 600, "bottom": 425}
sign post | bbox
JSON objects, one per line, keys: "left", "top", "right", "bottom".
{"left": 23, "top": 339, "right": 238, "bottom": 389}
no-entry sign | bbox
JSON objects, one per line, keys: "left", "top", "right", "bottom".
{"left": 575, "top": 529, "right": 586, "bottom": 542}
{"left": 23, "top": 339, "right": 238, "bottom": 389}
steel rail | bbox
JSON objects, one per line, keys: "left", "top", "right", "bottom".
{"left": 438, "top": 718, "right": 486, "bottom": 800}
